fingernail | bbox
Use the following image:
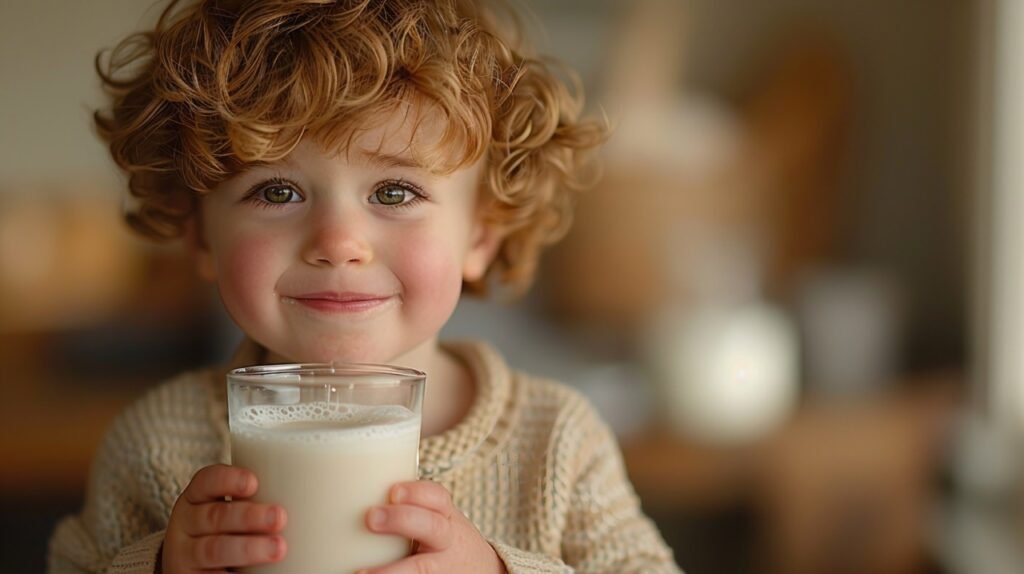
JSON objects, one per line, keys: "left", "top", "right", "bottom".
{"left": 267, "top": 536, "right": 284, "bottom": 560}
{"left": 392, "top": 486, "right": 407, "bottom": 503}
{"left": 368, "top": 508, "right": 386, "bottom": 529}
{"left": 266, "top": 507, "right": 279, "bottom": 527}
{"left": 239, "top": 473, "right": 254, "bottom": 492}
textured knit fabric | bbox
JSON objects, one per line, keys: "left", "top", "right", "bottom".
{"left": 48, "top": 339, "right": 682, "bottom": 573}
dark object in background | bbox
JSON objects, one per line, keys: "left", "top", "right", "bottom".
{"left": 46, "top": 308, "right": 230, "bottom": 388}
{"left": 0, "top": 494, "right": 80, "bottom": 574}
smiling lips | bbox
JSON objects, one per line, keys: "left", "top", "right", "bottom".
{"left": 284, "top": 292, "right": 393, "bottom": 313}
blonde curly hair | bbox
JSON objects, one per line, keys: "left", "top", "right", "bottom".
{"left": 95, "top": 0, "right": 606, "bottom": 294}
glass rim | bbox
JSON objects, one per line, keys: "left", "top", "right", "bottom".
{"left": 227, "top": 362, "right": 426, "bottom": 385}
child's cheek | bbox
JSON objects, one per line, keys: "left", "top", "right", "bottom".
{"left": 400, "top": 246, "right": 464, "bottom": 322}
{"left": 217, "top": 234, "right": 281, "bottom": 323}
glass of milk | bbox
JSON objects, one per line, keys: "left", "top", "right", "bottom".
{"left": 227, "top": 363, "right": 425, "bottom": 574}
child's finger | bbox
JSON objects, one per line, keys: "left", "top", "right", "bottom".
{"left": 388, "top": 481, "right": 454, "bottom": 517}
{"left": 366, "top": 504, "right": 452, "bottom": 551}
{"left": 186, "top": 534, "right": 285, "bottom": 569}
{"left": 183, "top": 464, "right": 258, "bottom": 504}
{"left": 183, "top": 501, "right": 286, "bottom": 536}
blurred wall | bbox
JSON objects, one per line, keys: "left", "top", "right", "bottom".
{"left": 681, "top": 0, "right": 971, "bottom": 370}
{"left": 526, "top": 0, "right": 971, "bottom": 372}
{"left": 0, "top": 0, "right": 157, "bottom": 193}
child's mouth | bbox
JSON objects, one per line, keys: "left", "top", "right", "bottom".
{"left": 282, "top": 292, "right": 394, "bottom": 313}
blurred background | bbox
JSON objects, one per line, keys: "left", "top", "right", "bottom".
{"left": 2, "top": 0, "right": 1023, "bottom": 572}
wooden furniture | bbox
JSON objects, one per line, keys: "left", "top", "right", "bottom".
{"left": 622, "top": 379, "right": 960, "bottom": 574}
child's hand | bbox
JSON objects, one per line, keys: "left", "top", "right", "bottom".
{"left": 359, "top": 480, "right": 508, "bottom": 574}
{"left": 162, "top": 464, "right": 287, "bottom": 573}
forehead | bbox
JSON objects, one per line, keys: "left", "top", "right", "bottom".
{"left": 317, "top": 101, "right": 468, "bottom": 173}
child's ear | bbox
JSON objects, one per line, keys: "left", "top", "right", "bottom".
{"left": 462, "top": 216, "right": 505, "bottom": 282}
{"left": 184, "top": 215, "right": 217, "bottom": 282}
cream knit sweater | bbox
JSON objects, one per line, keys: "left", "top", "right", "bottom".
{"left": 48, "top": 339, "right": 681, "bottom": 573}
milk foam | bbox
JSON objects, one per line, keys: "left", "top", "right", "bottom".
{"left": 232, "top": 402, "right": 419, "bottom": 443}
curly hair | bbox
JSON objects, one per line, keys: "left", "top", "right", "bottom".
{"left": 95, "top": 0, "right": 607, "bottom": 294}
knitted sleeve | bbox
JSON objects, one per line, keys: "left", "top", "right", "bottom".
{"left": 47, "top": 374, "right": 223, "bottom": 574}
{"left": 48, "top": 520, "right": 164, "bottom": 574}
{"left": 47, "top": 407, "right": 167, "bottom": 573}
{"left": 492, "top": 390, "right": 683, "bottom": 574}
{"left": 560, "top": 400, "right": 682, "bottom": 573}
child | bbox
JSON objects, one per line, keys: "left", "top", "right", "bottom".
{"left": 49, "top": 0, "right": 682, "bottom": 572}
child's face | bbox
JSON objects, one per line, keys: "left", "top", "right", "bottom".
{"left": 195, "top": 110, "right": 498, "bottom": 364}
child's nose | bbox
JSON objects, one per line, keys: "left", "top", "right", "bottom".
{"left": 302, "top": 212, "right": 373, "bottom": 267}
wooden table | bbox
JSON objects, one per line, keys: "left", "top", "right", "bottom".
{"left": 620, "top": 378, "right": 961, "bottom": 574}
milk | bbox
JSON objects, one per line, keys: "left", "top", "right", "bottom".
{"left": 230, "top": 402, "right": 421, "bottom": 574}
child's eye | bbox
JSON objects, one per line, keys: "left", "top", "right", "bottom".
{"left": 259, "top": 184, "right": 302, "bottom": 204}
{"left": 242, "top": 178, "right": 304, "bottom": 207}
{"left": 368, "top": 181, "right": 425, "bottom": 207}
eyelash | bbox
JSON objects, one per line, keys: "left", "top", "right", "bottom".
{"left": 241, "top": 177, "right": 302, "bottom": 210}
{"left": 240, "top": 177, "right": 429, "bottom": 210}
{"left": 372, "top": 179, "right": 429, "bottom": 210}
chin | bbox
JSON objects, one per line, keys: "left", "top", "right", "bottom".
{"left": 302, "top": 341, "right": 401, "bottom": 365}
{"left": 262, "top": 331, "right": 428, "bottom": 366}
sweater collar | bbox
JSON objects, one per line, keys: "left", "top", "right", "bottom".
{"left": 419, "top": 340, "right": 512, "bottom": 478}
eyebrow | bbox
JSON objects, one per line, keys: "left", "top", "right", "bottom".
{"left": 360, "top": 150, "right": 427, "bottom": 170}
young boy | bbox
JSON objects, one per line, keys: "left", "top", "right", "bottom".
{"left": 49, "top": 0, "right": 682, "bottom": 572}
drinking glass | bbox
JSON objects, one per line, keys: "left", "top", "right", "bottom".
{"left": 227, "top": 363, "right": 425, "bottom": 574}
